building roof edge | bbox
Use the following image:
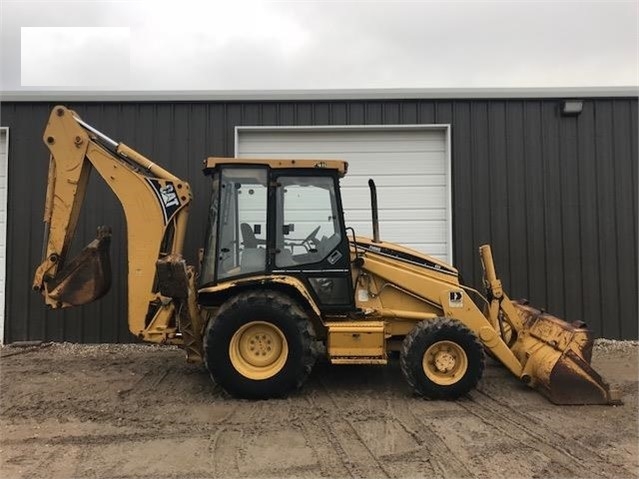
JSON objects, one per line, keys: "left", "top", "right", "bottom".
{"left": 1, "top": 86, "right": 637, "bottom": 102}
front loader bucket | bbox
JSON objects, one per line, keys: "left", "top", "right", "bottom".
{"left": 45, "top": 226, "right": 112, "bottom": 307}
{"left": 511, "top": 301, "right": 622, "bottom": 405}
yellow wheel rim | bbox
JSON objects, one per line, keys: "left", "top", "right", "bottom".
{"left": 422, "top": 340, "right": 468, "bottom": 386}
{"left": 229, "top": 321, "right": 288, "bottom": 380}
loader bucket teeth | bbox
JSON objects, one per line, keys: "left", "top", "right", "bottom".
{"left": 512, "top": 302, "right": 622, "bottom": 405}
{"left": 46, "top": 226, "right": 112, "bottom": 307}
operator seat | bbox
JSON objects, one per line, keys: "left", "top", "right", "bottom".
{"left": 240, "top": 223, "right": 258, "bottom": 248}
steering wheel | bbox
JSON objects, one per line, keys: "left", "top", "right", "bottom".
{"left": 302, "top": 226, "right": 321, "bottom": 252}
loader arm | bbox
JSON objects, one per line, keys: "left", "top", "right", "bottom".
{"left": 32, "top": 106, "right": 202, "bottom": 357}
{"left": 351, "top": 235, "right": 620, "bottom": 405}
{"left": 477, "top": 245, "right": 621, "bottom": 404}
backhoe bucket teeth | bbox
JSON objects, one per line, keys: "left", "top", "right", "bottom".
{"left": 46, "top": 226, "right": 112, "bottom": 307}
{"left": 511, "top": 302, "right": 622, "bottom": 405}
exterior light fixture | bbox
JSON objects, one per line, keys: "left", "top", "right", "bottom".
{"left": 561, "top": 100, "right": 583, "bottom": 116}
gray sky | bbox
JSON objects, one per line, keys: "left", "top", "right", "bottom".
{"left": 1, "top": 0, "right": 638, "bottom": 90}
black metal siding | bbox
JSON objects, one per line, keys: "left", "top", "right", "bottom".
{"left": 1, "top": 98, "right": 637, "bottom": 342}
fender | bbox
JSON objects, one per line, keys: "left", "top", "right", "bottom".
{"left": 198, "top": 275, "right": 323, "bottom": 324}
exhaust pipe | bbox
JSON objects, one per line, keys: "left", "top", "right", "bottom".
{"left": 368, "top": 179, "right": 380, "bottom": 243}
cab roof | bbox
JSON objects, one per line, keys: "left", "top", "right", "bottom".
{"left": 203, "top": 157, "right": 348, "bottom": 177}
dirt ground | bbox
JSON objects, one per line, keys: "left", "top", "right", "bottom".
{"left": 0, "top": 340, "right": 637, "bottom": 479}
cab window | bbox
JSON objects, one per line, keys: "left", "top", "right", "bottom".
{"left": 275, "top": 176, "right": 342, "bottom": 268}
{"left": 216, "top": 167, "right": 268, "bottom": 280}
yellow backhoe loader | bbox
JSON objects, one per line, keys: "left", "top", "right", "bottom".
{"left": 33, "top": 106, "right": 621, "bottom": 404}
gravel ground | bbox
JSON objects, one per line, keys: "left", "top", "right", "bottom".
{"left": 593, "top": 339, "right": 639, "bottom": 354}
{"left": 3, "top": 337, "right": 635, "bottom": 356}
{"left": 0, "top": 340, "right": 637, "bottom": 479}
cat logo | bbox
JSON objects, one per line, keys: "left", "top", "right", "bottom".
{"left": 449, "top": 291, "right": 463, "bottom": 308}
{"left": 147, "top": 179, "right": 181, "bottom": 224}
{"left": 160, "top": 184, "right": 179, "bottom": 208}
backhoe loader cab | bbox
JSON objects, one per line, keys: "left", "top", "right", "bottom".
{"left": 199, "top": 159, "right": 355, "bottom": 313}
{"left": 33, "top": 106, "right": 621, "bottom": 404}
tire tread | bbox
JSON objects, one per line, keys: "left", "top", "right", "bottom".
{"left": 203, "top": 290, "right": 316, "bottom": 398}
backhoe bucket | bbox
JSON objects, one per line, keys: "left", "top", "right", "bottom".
{"left": 45, "top": 226, "right": 112, "bottom": 307}
{"left": 511, "top": 301, "right": 622, "bottom": 405}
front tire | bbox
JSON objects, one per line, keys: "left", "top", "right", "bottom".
{"left": 204, "top": 291, "right": 316, "bottom": 399}
{"left": 400, "top": 318, "right": 484, "bottom": 399}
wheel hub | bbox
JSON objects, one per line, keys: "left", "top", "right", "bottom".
{"left": 434, "top": 351, "right": 456, "bottom": 372}
{"left": 229, "top": 321, "right": 288, "bottom": 380}
{"left": 245, "top": 329, "right": 282, "bottom": 366}
{"left": 422, "top": 340, "right": 469, "bottom": 386}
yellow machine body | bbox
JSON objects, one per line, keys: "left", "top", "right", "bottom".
{"left": 33, "top": 106, "right": 621, "bottom": 404}
{"left": 326, "top": 321, "right": 386, "bottom": 363}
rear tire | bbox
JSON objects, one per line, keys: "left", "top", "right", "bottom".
{"left": 204, "top": 291, "right": 316, "bottom": 399}
{"left": 400, "top": 318, "right": 484, "bottom": 399}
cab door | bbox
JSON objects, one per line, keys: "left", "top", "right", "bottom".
{"left": 272, "top": 172, "right": 355, "bottom": 313}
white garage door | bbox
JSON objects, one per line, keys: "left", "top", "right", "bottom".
{"left": 0, "top": 128, "right": 8, "bottom": 344}
{"left": 236, "top": 126, "right": 452, "bottom": 262}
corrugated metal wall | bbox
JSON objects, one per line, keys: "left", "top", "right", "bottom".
{"left": 1, "top": 98, "right": 637, "bottom": 342}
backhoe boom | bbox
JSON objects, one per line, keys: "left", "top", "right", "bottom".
{"left": 32, "top": 106, "right": 201, "bottom": 356}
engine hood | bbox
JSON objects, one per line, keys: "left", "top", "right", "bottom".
{"left": 351, "top": 237, "right": 458, "bottom": 277}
